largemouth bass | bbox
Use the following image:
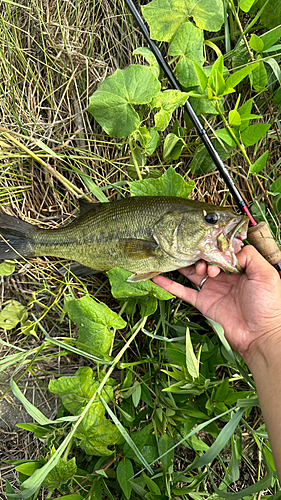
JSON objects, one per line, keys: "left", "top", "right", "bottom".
{"left": 0, "top": 196, "right": 248, "bottom": 281}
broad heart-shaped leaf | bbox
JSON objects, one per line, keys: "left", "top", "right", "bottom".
{"left": 241, "top": 123, "right": 271, "bottom": 147}
{"left": 88, "top": 65, "right": 161, "bottom": 138}
{"left": 0, "top": 300, "right": 28, "bottom": 330}
{"left": 168, "top": 22, "right": 204, "bottom": 87}
{"left": 48, "top": 366, "right": 115, "bottom": 416}
{"left": 151, "top": 90, "right": 190, "bottom": 130}
{"left": 43, "top": 453, "right": 77, "bottom": 489}
{"left": 259, "top": 0, "right": 281, "bottom": 29}
{"left": 0, "top": 260, "right": 15, "bottom": 276}
{"left": 142, "top": 0, "right": 224, "bottom": 42}
{"left": 107, "top": 268, "right": 173, "bottom": 299}
{"left": 239, "top": 0, "right": 257, "bottom": 12}
{"left": 65, "top": 295, "right": 126, "bottom": 360}
{"left": 74, "top": 405, "right": 120, "bottom": 455}
{"left": 129, "top": 166, "right": 195, "bottom": 198}
{"left": 133, "top": 47, "right": 160, "bottom": 79}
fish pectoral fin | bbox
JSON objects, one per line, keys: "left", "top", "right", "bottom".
{"left": 119, "top": 238, "right": 158, "bottom": 260}
{"left": 127, "top": 271, "right": 161, "bottom": 282}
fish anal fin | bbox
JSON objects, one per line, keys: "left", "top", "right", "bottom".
{"left": 127, "top": 271, "right": 161, "bottom": 282}
{"left": 119, "top": 238, "right": 158, "bottom": 260}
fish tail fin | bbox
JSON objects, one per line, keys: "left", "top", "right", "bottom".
{"left": 0, "top": 212, "right": 35, "bottom": 260}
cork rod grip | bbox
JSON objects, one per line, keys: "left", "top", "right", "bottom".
{"left": 248, "top": 222, "right": 281, "bottom": 266}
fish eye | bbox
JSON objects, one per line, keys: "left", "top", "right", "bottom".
{"left": 204, "top": 212, "right": 218, "bottom": 225}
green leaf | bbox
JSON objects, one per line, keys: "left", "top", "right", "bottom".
{"left": 252, "top": 60, "right": 268, "bottom": 91}
{"left": 158, "top": 434, "right": 174, "bottom": 473}
{"left": 261, "top": 25, "right": 281, "bottom": 51}
{"left": 249, "top": 34, "right": 264, "bottom": 52}
{"left": 185, "top": 328, "right": 200, "bottom": 378}
{"left": 163, "top": 133, "right": 186, "bottom": 162}
{"left": 0, "top": 300, "right": 28, "bottom": 330}
{"left": 117, "top": 458, "right": 134, "bottom": 499}
{"left": 239, "top": 0, "right": 258, "bottom": 12}
{"left": 65, "top": 295, "right": 126, "bottom": 360}
{"left": 88, "top": 65, "right": 161, "bottom": 138}
{"left": 168, "top": 22, "right": 204, "bottom": 87}
{"left": 74, "top": 404, "right": 120, "bottom": 455}
{"left": 132, "top": 381, "right": 142, "bottom": 407}
{"left": 259, "top": 0, "right": 281, "bottom": 29}
{"left": 0, "top": 260, "right": 15, "bottom": 276}
{"left": 215, "top": 129, "right": 237, "bottom": 147}
{"left": 107, "top": 267, "right": 173, "bottom": 300}
{"left": 265, "top": 57, "right": 281, "bottom": 83}
{"left": 241, "top": 123, "right": 271, "bottom": 146}
{"left": 151, "top": 90, "right": 190, "bottom": 131}
{"left": 271, "top": 177, "right": 281, "bottom": 193}
{"left": 123, "top": 424, "right": 158, "bottom": 465}
{"left": 43, "top": 451, "right": 77, "bottom": 489}
{"left": 190, "top": 139, "right": 233, "bottom": 174}
{"left": 225, "top": 63, "right": 258, "bottom": 90}
{"left": 129, "top": 166, "right": 195, "bottom": 198}
{"left": 145, "top": 128, "right": 161, "bottom": 155}
{"left": 248, "top": 151, "right": 269, "bottom": 174}
{"left": 190, "top": 408, "right": 244, "bottom": 469}
{"left": 142, "top": 0, "right": 224, "bottom": 42}
{"left": 193, "top": 62, "right": 208, "bottom": 92}
{"left": 133, "top": 47, "right": 160, "bottom": 79}
{"left": 48, "top": 366, "right": 115, "bottom": 416}
{"left": 228, "top": 109, "right": 241, "bottom": 126}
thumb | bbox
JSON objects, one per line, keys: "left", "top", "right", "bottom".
{"left": 237, "top": 245, "right": 280, "bottom": 283}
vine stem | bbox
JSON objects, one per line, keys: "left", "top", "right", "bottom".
{"left": 215, "top": 103, "right": 280, "bottom": 224}
{"left": 128, "top": 136, "right": 143, "bottom": 180}
{"left": 228, "top": 0, "right": 254, "bottom": 61}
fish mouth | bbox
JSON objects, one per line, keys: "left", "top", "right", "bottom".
{"left": 215, "top": 216, "right": 249, "bottom": 273}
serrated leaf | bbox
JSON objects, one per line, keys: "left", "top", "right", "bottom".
{"left": 241, "top": 123, "right": 271, "bottom": 146}
{"left": 107, "top": 267, "right": 173, "bottom": 302}
{"left": 64, "top": 295, "right": 126, "bottom": 360}
{"left": 142, "top": 0, "right": 224, "bottom": 42}
{"left": 43, "top": 454, "right": 77, "bottom": 489}
{"left": 129, "top": 166, "right": 194, "bottom": 198}
{"left": 48, "top": 366, "right": 115, "bottom": 416}
{"left": 151, "top": 90, "right": 190, "bottom": 130}
{"left": 133, "top": 47, "right": 160, "bottom": 79}
{"left": 168, "top": 22, "right": 204, "bottom": 87}
{"left": 0, "top": 300, "right": 28, "bottom": 330}
{"left": 74, "top": 405, "right": 120, "bottom": 455}
{"left": 117, "top": 458, "right": 134, "bottom": 499}
{"left": 0, "top": 260, "right": 15, "bottom": 276}
{"left": 248, "top": 151, "right": 269, "bottom": 175}
{"left": 88, "top": 65, "right": 161, "bottom": 138}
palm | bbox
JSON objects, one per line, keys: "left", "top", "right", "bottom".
{"left": 153, "top": 246, "right": 281, "bottom": 359}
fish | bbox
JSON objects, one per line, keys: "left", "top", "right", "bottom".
{"left": 0, "top": 196, "right": 249, "bottom": 282}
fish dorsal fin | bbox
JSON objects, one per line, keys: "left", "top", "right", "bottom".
{"left": 119, "top": 238, "right": 158, "bottom": 260}
{"left": 78, "top": 198, "right": 97, "bottom": 216}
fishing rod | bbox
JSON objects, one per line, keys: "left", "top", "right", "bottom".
{"left": 124, "top": 0, "right": 281, "bottom": 274}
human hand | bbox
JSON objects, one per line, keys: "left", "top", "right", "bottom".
{"left": 153, "top": 245, "right": 281, "bottom": 363}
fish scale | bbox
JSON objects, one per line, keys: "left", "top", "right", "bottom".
{"left": 0, "top": 196, "right": 249, "bottom": 281}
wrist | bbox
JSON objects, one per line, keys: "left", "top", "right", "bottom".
{"left": 244, "top": 327, "right": 281, "bottom": 374}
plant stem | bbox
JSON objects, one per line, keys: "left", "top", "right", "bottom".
{"left": 229, "top": 0, "right": 254, "bottom": 61}
{"left": 128, "top": 136, "right": 142, "bottom": 180}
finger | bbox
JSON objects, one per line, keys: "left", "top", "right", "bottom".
{"left": 237, "top": 245, "right": 280, "bottom": 283}
{"left": 152, "top": 275, "right": 199, "bottom": 306}
{"left": 179, "top": 267, "right": 203, "bottom": 286}
{"left": 207, "top": 265, "right": 221, "bottom": 278}
{"left": 195, "top": 261, "right": 208, "bottom": 275}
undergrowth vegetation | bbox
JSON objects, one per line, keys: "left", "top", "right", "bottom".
{"left": 1, "top": 0, "right": 281, "bottom": 498}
